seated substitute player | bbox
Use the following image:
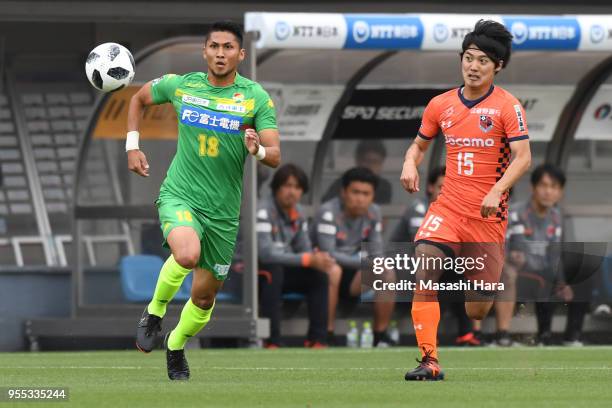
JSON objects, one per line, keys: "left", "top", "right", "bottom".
{"left": 322, "top": 140, "right": 393, "bottom": 205}
{"left": 313, "top": 167, "right": 397, "bottom": 347}
{"left": 503, "top": 164, "right": 583, "bottom": 346}
{"left": 129, "top": 21, "right": 280, "bottom": 381}
{"left": 400, "top": 20, "right": 531, "bottom": 380}
{"left": 257, "top": 164, "right": 336, "bottom": 348}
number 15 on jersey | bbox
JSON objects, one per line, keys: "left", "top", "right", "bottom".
{"left": 457, "top": 152, "right": 474, "bottom": 175}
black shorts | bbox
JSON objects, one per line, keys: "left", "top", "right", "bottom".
{"left": 339, "top": 267, "right": 359, "bottom": 300}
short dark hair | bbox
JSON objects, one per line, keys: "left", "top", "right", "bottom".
{"left": 204, "top": 21, "right": 244, "bottom": 48}
{"left": 355, "top": 139, "right": 387, "bottom": 161}
{"left": 531, "top": 163, "right": 566, "bottom": 188}
{"left": 341, "top": 167, "right": 379, "bottom": 190}
{"left": 270, "top": 164, "right": 309, "bottom": 195}
{"left": 462, "top": 20, "right": 513, "bottom": 69}
{"left": 427, "top": 166, "right": 446, "bottom": 186}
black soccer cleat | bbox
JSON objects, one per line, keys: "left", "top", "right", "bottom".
{"left": 405, "top": 352, "right": 445, "bottom": 381}
{"left": 135, "top": 307, "right": 162, "bottom": 353}
{"left": 164, "top": 332, "right": 190, "bottom": 381}
{"left": 374, "top": 331, "right": 397, "bottom": 348}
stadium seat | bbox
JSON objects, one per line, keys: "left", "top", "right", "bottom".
{"left": 21, "top": 93, "right": 44, "bottom": 106}
{"left": 120, "top": 254, "right": 194, "bottom": 303}
{"left": 0, "top": 135, "right": 18, "bottom": 147}
{"left": 119, "top": 255, "right": 164, "bottom": 302}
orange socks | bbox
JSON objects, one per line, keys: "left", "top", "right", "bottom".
{"left": 411, "top": 290, "right": 440, "bottom": 360}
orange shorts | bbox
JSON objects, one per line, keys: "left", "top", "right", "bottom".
{"left": 414, "top": 199, "right": 507, "bottom": 287}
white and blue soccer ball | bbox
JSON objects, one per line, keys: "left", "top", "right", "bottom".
{"left": 85, "top": 42, "right": 135, "bottom": 92}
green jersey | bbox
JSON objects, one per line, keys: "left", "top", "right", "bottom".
{"left": 151, "top": 72, "right": 277, "bottom": 220}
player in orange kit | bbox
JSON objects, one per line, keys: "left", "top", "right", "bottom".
{"left": 401, "top": 20, "right": 531, "bottom": 381}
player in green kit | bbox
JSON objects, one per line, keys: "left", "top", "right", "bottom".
{"left": 126, "top": 21, "right": 280, "bottom": 381}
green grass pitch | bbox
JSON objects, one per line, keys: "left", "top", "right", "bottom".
{"left": 2, "top": 346, "right": 612, "bottom": 407}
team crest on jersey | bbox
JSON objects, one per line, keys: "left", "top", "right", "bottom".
{"left": 232, "top": 93, "right": 245, "bottom": 103}
{"left": 479, "top": 115, "right": 493, "bottom": 133}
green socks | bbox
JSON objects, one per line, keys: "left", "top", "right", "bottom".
{"left": 147, "top": 255, "right": 191, "bottom": 318}
{"left": 167, "top": 299, "right": 215, "bottom": 350}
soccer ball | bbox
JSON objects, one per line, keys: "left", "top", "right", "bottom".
{"left": 85, "top": 43, "right": 135, "bottom": 92}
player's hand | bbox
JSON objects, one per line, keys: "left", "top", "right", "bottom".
{"left": 508, "top": 250, "right": 526, "bottom": 268}
{"left": 480, "top": 187, "right": 503, "bottom": 218}
{"left": 127, "top": 149, "right": 149, "bottom": 177}
{"left": 555, "top": 283, "right": 573, "bottom": 302}
{"left": 310, "top": 251, "right": 336, "bottom": 272}
{"left": 400, "top": 161, "right": 419, "bottom": 193}
{"left": 244, "top": 128, "right": 260, "bottom": 155}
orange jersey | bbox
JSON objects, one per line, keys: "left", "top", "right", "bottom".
{"left": 418, "top": 85, "right": 529, "bottom": 223}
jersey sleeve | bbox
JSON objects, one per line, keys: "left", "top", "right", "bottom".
{"left": 502, "top": 98, "right": 529, "bottom": 142}
{"left": 253, "top": 86, "right": 278, "bottom": 132}
{"left": 314, "top": 208, "right": 361, "bottom": 270}
{"left": 257, "top": 207, "right": 309, "bottom": 267}
{"left": 417, "top": 98, "right": 440, "bottom": 140}
{"left": 150, "top": 74, "right": 183, "bottom": 104}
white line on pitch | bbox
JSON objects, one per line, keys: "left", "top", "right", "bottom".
{"left": 2, "top": 366, "right": 611, "bottom": 370}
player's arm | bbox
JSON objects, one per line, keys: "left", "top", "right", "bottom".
{"left": 401, "top": 98, "right": 439, "bottom": 193}
{"left": 126, "top": 81, "right": 156, "bottom": 177}
{"left": 244, "top": 128, "right": 280, "bottom": 168}
{"left": 400, "top": 136, "right": 432, "bottom": 193}
{"left": 315, "top": 213, "right": 360, "bottom": 270}
{"left": 481, "top": 139, "right": 531, "bottom": 218}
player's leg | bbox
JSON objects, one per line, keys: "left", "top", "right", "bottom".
{"left": 411, "top": 244, "right": 446, "bottom": 348}
{"left": 326, "top": 264, "right": 343, "bottom": 335}
{"left": 163, "top": 215, "right": 236, "bottom": 380}
{"left": 165, "top": 267, "right": 223, "bottom": 380}
{"left": 406, "top": 202, "right": 460, "bottom": 381}
{"left": 462, "top": 220, "right": 508, "bottom": 339}
{"left": 284, "top": 266, "right": 329, "bottom": 347}
{"left": 258, "top": 263, "right": 285, "bottom": 347}
{"left": 137, "top": 201, "right": 203, "bottom": 353}
{"left": 148, "top": 227, "right": 201, "bottom": 316}
{"left": 352, "top": 268, "right": 397, "bottom": 346}
{"left": 494, "top": 263, "right": 518, "bottom": 346}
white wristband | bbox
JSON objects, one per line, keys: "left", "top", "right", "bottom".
{"left": 254, "top": 144, "right": 266, "bottom": 160}
{"left": 125, "top": 131, "right": 140, "bottom": 152}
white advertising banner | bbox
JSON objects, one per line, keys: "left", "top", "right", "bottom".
{"left": 245, "top": 12, "right": 347, "bottom": 49}
{"left": 262, "top": 84, "right": 344, "bottom": 141}
{"left": 575, "top": 84, "right": 612, "bottom": 140}
{"left": 503, "top": 85, "right": 574, "bottom": 142}
{"left": 420, "top": 14, "right": 502, "bottom": 51}
{"left": 246, "top": 12, "right": 612, "bottom": 51}
{"left": 577, "top": 16, "right": 612, "bottom": 51}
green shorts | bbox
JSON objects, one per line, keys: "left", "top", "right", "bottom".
{"left": 156, "top": 195, "right": 238, "bottom": 281}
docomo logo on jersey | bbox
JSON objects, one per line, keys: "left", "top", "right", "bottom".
{"left": 445, "top": 135, "right": 495, "bottom": 147}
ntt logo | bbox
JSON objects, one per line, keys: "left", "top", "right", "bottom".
{"left": 353, "top": 20, "right": 370, "bottom": 43}
{"left": 445, "top": 136, "right": 494, "bottom": 147}
{"left": 275, "top": 21, "right": 291, "bottom": 41}
{"left": 511, "top": 22, "right": 529, "bottom": 45}
{"left": 433, "top": 23, "right": 449, "bottom": 43}
{"left": 590, "top": 25, "right": 606, "bottom": 44}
